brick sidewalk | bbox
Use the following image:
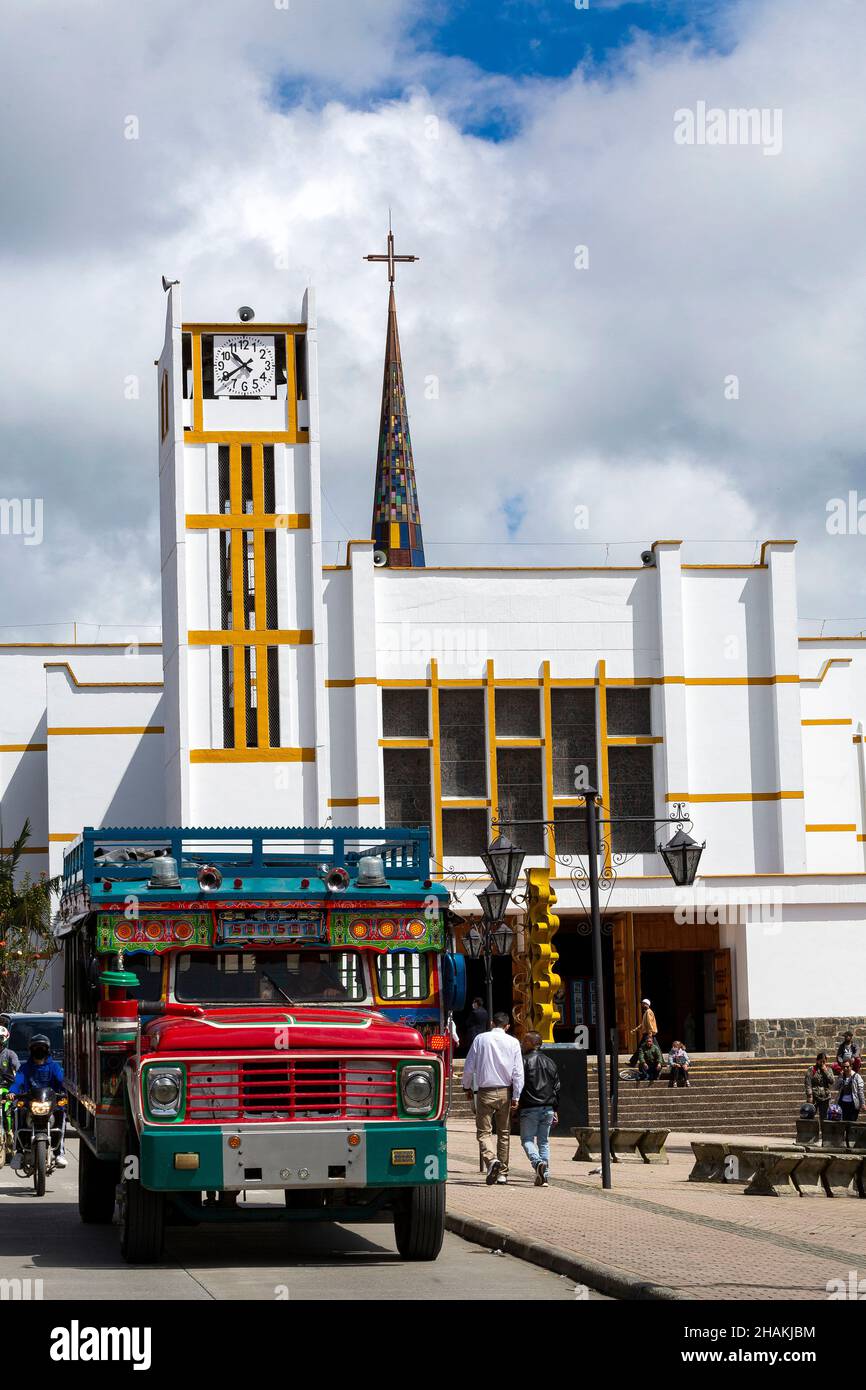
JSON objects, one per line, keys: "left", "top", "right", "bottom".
{"left": 446, "top": 1119, "right": 866, "bottom": 1300}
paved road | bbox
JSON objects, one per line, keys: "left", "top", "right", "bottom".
{"left": 0, "top": 1140, "right": 591, "bottom": 1300}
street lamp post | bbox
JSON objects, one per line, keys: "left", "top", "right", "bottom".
{"left": 494, "top": 800, "right": 704, "bottom": 1191}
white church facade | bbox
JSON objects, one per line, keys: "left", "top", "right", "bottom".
{"left": 2, "top": 272, "right": 866, "bottom": 1054}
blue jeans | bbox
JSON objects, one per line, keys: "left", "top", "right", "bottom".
{"left": 520, "top": 1106, "right": 555, "bottom": 1168}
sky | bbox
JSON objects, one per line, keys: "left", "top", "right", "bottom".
{"left": 1, "top": 0, "right": 866, "bottom": 641}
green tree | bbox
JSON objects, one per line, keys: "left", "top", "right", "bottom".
{"left": 0, "top": 820, "right": 61, "bottom": 1013}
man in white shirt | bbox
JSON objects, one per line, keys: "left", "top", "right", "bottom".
{"left": 463, "top": 1012, "right": 524, "bottom": 1184}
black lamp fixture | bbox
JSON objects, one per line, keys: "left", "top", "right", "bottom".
{"left": 658, "top": 827, "right": 705, "bottom": 887}
{"left": 491, "top": 920, "right": 515, "bottom": 957}
{"left": 463, "top": 924, "right": 484, "bottom": 960}
{"left": 481, "top": 834, "right": 525, "bottom": 893}
{"left": 477, "top": 882, "right": 511, "bottom": 925}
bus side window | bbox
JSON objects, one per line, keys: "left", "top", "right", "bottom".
{"left": 375, "top": 952, "right": 430, "bottom": 1002}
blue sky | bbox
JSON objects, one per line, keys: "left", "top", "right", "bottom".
{"left": 276, "top": 0, "right": 734, "bottom": 140}
{"left": 415, "top": 0, "right": 728, "bottom": 84}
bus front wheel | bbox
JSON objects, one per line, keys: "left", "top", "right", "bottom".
{"left": 393, "top": 1183, "right": 445, "bottom": 1261}
{"left": 120, "top": 1178, "right": 165, "bottom": 1263}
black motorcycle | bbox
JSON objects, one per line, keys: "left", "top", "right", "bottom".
{"left": 13, "top": 1086, "right": 66, "bottom": 1196}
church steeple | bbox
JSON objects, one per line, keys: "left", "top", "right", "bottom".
{"left": 364, "top": 228, "right": 425, "bottom": 568}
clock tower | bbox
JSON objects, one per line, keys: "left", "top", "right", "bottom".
{"left": 156, "top": 285, "right": 330, "bottom": 826}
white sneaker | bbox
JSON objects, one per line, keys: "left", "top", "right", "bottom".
{"left": 496, "top": 1173, "right": 508, "bottom": 1184}
{"left": 55, "top": 1154, "right": 68, "bottom": 1169}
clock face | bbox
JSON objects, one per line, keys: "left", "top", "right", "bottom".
{"left": 213, "top": 334, "right": 276, "bottom": 397}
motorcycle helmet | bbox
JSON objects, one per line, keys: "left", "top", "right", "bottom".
{"left": 28, "top": 1033, "right": 51, "bottom": 1062}
{"left": 799, "top": 1103, "right": 816, "bottom": 1120}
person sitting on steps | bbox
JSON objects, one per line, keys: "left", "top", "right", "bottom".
{"left": 636, "top": 1034, "right": 663, "bottom": 1082}
{"left": 668, "top": 1040, "right": 690, "bottom": 1087}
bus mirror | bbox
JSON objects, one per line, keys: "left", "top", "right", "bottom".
{"left": 442, "top": 952, "right": 466, "bottom": 1013}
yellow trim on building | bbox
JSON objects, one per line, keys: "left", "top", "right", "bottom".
{"left": 801, "top": 658, "right": 853, "bottom": 685}
{"left": 430, "top": 658, "right": 443, "bottom": 875}
{"left": 801, "top": 718, "right": 852, "bottom": 726}
{"left": 183, "top": 321, "right": 307, "bottom": 334}
{"left": 327, "top": 677, "right": 378, "bottom": 688}
{"left": 188, "top": 630, "right": 312, "bottom": 646}
{"left": 608, "top": 735, "right": 663, "bottom": 745}
{"left": 328, "top": 796, "right": 380, "bottom": 808}
{"left": 441, "top": 798, "right": 491, "bottom": 810}
{"left": 48, "top": 833, "right": 78, "bottom": 843}
{"left": 597, "top": 659, "right": 611, "bottom": 874}
{"left": 43, "top": 661, "right": 163, "bottom": 690}
{"left": 541, "top": 660, "right": 555, "bottom": 875}
{"left": 760, "top": 539, "right": 797, "bottom": 564}
{"left": 0, "top": 742, "right": 47, "bottom": 753}
{"left": 185, "top": 513, "right": 310, "bottom": 531}
{"left": 378, "top": 738, "right": 432, "bottom": 749}
{"left": 190, "top": 747, "right": 315, "bottom": 764}
{"left": 806, "top": 823, "right": 858, "bottom": 833}
{"left": 666, "top": 790, "right": 804, "bottom": 803}
{"left": 486, "top": 659, "right": 498, "bottom": 829}
{"left": 47, "top": 726, "right": 164, "bottom": 736}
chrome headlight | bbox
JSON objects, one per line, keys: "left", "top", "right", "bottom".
{"left": 147, "top": 1067, "right": 183, "bottom": 1117}
{"left": 30, "top": 1101, "right": 52, "bottom": 1117}
{"left": 400, "top": 1065, "right": 436, "bottom": 1115}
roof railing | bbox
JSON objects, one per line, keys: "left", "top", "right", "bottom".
{"left": 61, "top": 825, "right": 432, "bottom": 891}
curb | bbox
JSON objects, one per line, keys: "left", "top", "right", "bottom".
{"left": 445, "top": 1211, "right": 692, "bottom": 1301}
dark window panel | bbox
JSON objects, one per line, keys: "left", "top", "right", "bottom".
{"left": 609, "top": 745, "right": 656, "bottom": 853}
{"left": 442, "top": 808, "right": 489, "bottom": 858}
{"left": 439, "top": 689, "right": 486, "bottom": 797}
{"left": 496, "top": 747, "right": 544, "bottom": 854}
{"left": 221, "top": 647, "right": 234, "bottom": 749}
{"left": 382, "top": 689, "right": 429, "bottom": 739}
{"left": 383, "top": 748, "right": 431, "bottom": 829}
{"left": 267, "top": 647, "right": 280, "bottom": 748}
{"left": 551, "top": 688, "right": 597, "bottom": 796}
{"left": 495, "top": 689, "right": 540, "bottom": 738}
{"left": 607, "top": 688, "right": 652, "bottom": 736}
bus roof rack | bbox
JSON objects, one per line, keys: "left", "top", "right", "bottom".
{"left": 61, "top": 825, "right": 433, "bottom": 893}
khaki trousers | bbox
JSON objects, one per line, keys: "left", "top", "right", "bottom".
{"left": 475, "top": 1086, "right": 511, "bottom": 1171}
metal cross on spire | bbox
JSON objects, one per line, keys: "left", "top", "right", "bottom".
{"left": 363, "top": 225, "right": 419, "bottom": 284}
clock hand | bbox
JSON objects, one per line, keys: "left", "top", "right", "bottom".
{"left": 223, "top": 359, "right": 253, "bottom": 381}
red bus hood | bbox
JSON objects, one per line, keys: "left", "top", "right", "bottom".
{"left": 143, "top": 1006, "right": 426, "bottom": 1053}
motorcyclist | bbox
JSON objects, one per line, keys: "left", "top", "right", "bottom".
{"left": 9, "top": 1033, "right": 67, "bottom": 1169}
{"left": 0, "top": 1027, "right": 19, "bottom": 1156}
{"left": 0, "top": 1026, "right": 19, "bottom": 1086}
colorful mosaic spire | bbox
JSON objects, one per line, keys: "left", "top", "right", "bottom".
{"left": 364, "top": 230, "right": 425, "bottom": 568}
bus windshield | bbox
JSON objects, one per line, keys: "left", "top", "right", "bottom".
{"left": 174, "top": 950, "right": 368, "bottom": 1005}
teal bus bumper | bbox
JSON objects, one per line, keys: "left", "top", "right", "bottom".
{"left": 139, "top": 1122, "right": 447, "bottom": 1193}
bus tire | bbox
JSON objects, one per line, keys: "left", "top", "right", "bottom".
{"left": 78, "top": 1141, "right": 119, "bottom": 1224}
{"left": 393, "top": 1183, "right": 445, "bottom": 1261}
{"left": 120, "top": 1178, "right": 165, "bottom": 1263}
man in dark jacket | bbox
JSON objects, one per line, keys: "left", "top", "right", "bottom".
{"left": 463, "top": 998, "right": 489, "bottom": 1053}
{"left": 518, "top": 1032, "right": 560, "bottom": 1187}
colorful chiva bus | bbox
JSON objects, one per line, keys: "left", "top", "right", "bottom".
{"left": 58, "top": 827, "right": 464, "bottom": 1262}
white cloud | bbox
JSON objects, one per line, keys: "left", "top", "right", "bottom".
{"left": 1, "top": 0, "right": 866, "bottom": 634}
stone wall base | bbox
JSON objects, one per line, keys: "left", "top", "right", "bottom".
{"left": 736, "top": 1017, "right": 866, "bottom": 1057}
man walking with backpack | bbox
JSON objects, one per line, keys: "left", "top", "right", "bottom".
{"left": 519, "top": 1032, "right": 560, "bottom": 1187}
